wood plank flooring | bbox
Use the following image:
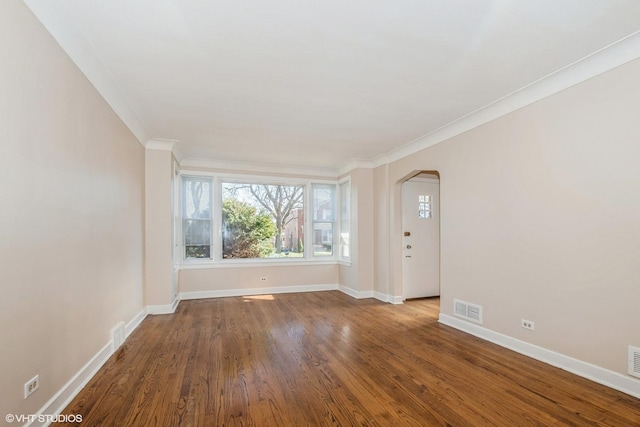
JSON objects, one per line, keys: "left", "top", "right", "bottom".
{"left": 60, "top": 291, "right": 640, "bottom": 426}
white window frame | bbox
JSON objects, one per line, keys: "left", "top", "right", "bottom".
{"left": 338, "top": 177, "right": 351, "bottom": 262}
{"left": 181, "top": 174, "right": 214, "bottom": 261}
{"left": 173, "top": 160, "right": 181, "bottom": 268}
{"left": 311, "top": 183, "right": 337, "bottom": 258}
{"left": 178, "top": 170, "right": 340, "bottom": 267}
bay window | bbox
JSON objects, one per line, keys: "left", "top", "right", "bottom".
{"left": 180, "top": 173, "right": 348, "bottom": 263}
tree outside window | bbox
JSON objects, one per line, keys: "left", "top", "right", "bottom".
{"left": 222, "top": 182, "right": 304, "bottom": 259}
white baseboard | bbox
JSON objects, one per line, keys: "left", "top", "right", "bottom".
{"left": 28, "top": 342, "right": 112, "bottom": 427}
{"left": 339, "top": 285, "right": 374, "bottom": 299}
{"left": 180, "top": 283, "right": 339, "bottom": 300}
{"left": 147, "top": 295, "right": 180, "bottom": 315}
{"left": 373, "top": 291, "right": 389, "bottom": 302}
{"left": 125, "top": 308, "right": 147, "bottom": 336}
{"left": 29, "top": 307, "right": 148, "bottom": 427}
{"left": 372, "top": 291, "right": 403, "bottom": 304}
{"left": 390, "top": 295, "right": 404, "bottom": 305}
{"left": 439, "top": 313, "right": 640, "bottom": 400}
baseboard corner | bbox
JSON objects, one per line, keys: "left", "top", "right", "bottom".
{"left": 438, "top": 313, "right": 640, "bottom": 400}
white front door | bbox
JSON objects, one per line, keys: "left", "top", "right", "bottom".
{"left": 402, "top": 178, "right": 440, "bottom": 299}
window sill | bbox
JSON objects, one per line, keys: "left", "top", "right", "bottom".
{"left": 180, "top": 258, "right": 341, "bottom": 269}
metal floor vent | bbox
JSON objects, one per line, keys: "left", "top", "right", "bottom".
{"left": 453, "top": 299, "right": 483, "bottom": 324}
{"left": 629, "top": 346, "right": 640, "bottom": 379}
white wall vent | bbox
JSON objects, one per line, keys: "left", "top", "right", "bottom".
{"left": 629, "top": 346, "right": 640, "bottom": 379}
{"left": 454, "top": 300, "right": 468, "bottom": 317}
{"left": 453, "top": 299, "right": 483, "bottom": 324}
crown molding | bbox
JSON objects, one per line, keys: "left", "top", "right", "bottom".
{"left": 24, "top": 0, "right": 149, "bottom": 146}
{"left": 171, "top": 144, "right": 185, "bottom": 162}
{"left": 24, "top": 0, "right": 640, "bottom": 173}
{"left": 371, "top": 154, "right": 391, "bottom": 169}
{"left": 384, "top": 30, "right": 640, "bottom": 165}
{"left": 179, "top": 158, "right": 339, "bottom": 178}
{"left": 337, "top": 160, "right": 374, "bottom": 176}
{"left": 145, "top": 138, "right": 178, "bottom": 151}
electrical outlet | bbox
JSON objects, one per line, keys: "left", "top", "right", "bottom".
{"left": 24, "top": 375, "right": 39, "bottom": 399}
{"left": 260, "top": 277, "right": 267, "bottom": 281}
{"left": 521, "top": 319, "right": 535, "bottom": 331}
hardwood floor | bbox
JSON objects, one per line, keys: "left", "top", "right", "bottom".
{"left": 61, "top": 291, "right": 640, "bottom": 426}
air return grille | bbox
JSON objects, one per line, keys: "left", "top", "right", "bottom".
{"left": 629, "top": 346, "right": 640, "bottom": 379}
{"left": 453, "top": 299, "right": 483, "bottom": 324}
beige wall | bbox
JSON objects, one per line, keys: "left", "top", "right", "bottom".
{"left": 180, "top": 264, "right": 338, "bottom": 293}
{"left": 339, "top": 168, "right": 375, "bottom": 293}
{"left": 379, "top": 58, "right": 640, "bottom": 376}
{"left": 0, "top": 1, "right": 145, "bottom": 418}
{"left": 145, "top": 148, "right": 176, "bottom": 306}
{"left": 373, "top": 164, "right": 391, "bottom": 296}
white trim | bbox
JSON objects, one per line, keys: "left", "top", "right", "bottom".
{"left": 180, "top": 158, "right": 338, "bottom": 178}
{"left": 27, "top": 342, "right": 113, "bottom": 427}
{"left": 409, "top": 176, "right": 440, "bottom": 184}
{"left": 28, "top": 308, "right": 148, "bottom": 427}
{"left": 180, "top": 260, "right": 339, "bottom": 269}
{"left": 390, "top": 295, "right": 404, "bottom": 305}
{"left": 385, "top": 31, "right": 640, "bottom": 166}
{"left": 21, "top": 2, "right": 640, "bottom": 173}
{"left": 147, "top": 296, "right": 180, "bottom": 315}
{"left": 145, "top": 138, "right": 177, "bottom": 151}
{"left": 172, "top": 144, "right": 185, "bottom": 162}
{"left": 180, "top": 169, "right": 339, "bottom": 185}
{"left": 339, "top": 285, "right": 374, "bottom": 299}
{"left": 337, "top": 177, "right": 351, "bottom": 264}
{"left": 125, "top": 308, "right": 147, "bottom": 336}
{"left": 373, "top": 291, "right": 390, "bottom": 303}
{"left": 371, "top": 155, "right": 390, "bottom": 169}
{"left": 337, "top": 160, "right": 374, "bottom": 176}
{"left": 23, "top": 0, "right": 149, "bottom": 146}
{"left": 180, "top": 283, "right": 339, "bottom": 300}
{"left": 373, "top": 291, "right": 404, "bottom": 304}
{"left": 439, "top": 314, "right": 640, "bottom": 400}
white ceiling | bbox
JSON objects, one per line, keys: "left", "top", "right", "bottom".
{"left": 24, "top": 0, "right": 640, "bottom": 172}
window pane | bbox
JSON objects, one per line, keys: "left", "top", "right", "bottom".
{"left": 313, "top": 185, "right": 335, "bottom": 221}
{"left": 184, "top": 177, "right": 211, "bottom": 219}
{"left": 339, "top": 181, "right": 350, "bottom": 259}
{"left": 312, "top": 184, "right": 335, "bottom": 257}
{"left": 183, "top": 176, "right": 212, "bottom": 259}
{"left": 184, "top": 219, "right": 211, "bottom": 245}
{"left": 313, "top": 223, "right": 333, "bottom": 256}
{"left": 418, "top": 194, "right": 432, "bottom": 219}
{"left": 185, "top": 245, "right": 211, "bottom": 259}
{"left": 222, "top": 182, "right": 304, "bottom": 259}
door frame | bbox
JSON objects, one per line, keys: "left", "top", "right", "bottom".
{"left": 399, "top": 170, "right": 441, "bottom": 300}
